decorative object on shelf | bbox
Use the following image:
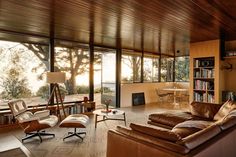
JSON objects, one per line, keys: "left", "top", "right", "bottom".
{"left": 83, "top": 96, "right": 88, "bottom": 103}
{"left": 46, "top": 72, "right": 67, "bottom": 120}
{"left": 225, "top": 51, "right": 236, "bottom": 57}
{"left": 221, "top": 62, "right": 233, "bottom": 71}
{"left": 102, "top": 99, "right": 112, "bottom": 113}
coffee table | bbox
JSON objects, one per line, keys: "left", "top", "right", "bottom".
{"left": 93, "top": 109, "right": 126, "bottom": 128}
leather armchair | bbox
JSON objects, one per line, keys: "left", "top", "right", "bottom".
{"left": 8, "top": 100, "right": 58, "bottom": 143}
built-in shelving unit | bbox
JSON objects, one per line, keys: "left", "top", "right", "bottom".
{"left": 223, "top": 56, "right": 236, "bottom": 59}
{"left": 193, "top": 57, "right": 215, "bottom": 103}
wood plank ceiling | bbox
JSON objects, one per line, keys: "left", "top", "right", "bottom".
{"left": 0, "top": 0, "right": 236, "bottom": 56}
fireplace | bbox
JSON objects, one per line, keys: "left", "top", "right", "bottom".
{"left": 132, "top": 92, "right": 145, "bottom": 106}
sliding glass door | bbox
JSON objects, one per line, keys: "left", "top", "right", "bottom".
{"left": 94, "top": 47, "right": 116, "bottom": 107}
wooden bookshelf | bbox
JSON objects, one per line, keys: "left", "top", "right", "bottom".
{"left": 190, "top": 40, "right": 224, "bottom": 104}
{"left": 223, "top": 56, "right": 236, "bottom": 59}
{"left": 193, "top": 57, "right": 215, "bottom": 103}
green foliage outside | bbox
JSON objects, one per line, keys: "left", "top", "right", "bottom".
{"left": 175, "top": 57, "right": 189, "bottom": 82}
{"left": 76, "top": 85, "right": 89, "bottom": 94}
{"left": 0, "top": 54, "right": 32, "bottom": 99}
{"left": 75, "top": 86, "right": 112, "bottom": 94}
{"left": 1, "top": 69, "right": 32, "bottom": 99}
{"left": 36, "top": 85, "right": 68, "bottom": 99}
{"left": 94, "top": 88, "right": 101, "bottom": 93}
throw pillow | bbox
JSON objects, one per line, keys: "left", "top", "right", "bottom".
{"left": 214, "top": 100, "right": 236, "bottom": 121}
{"left": 130, "top": 123, "right": 181, "bottom": 142}
{"left": 190, "top": 101, "right": 221, "bottom": 120}
{"left": 171, "top": 120, "right": 212, "bottom": 138}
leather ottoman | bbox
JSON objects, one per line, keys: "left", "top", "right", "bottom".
{"left": 59, "top": 114, "right": 89, "bottom": 141}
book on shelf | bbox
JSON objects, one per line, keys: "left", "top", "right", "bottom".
{"left": 194, "top": 92, "right": 215, "bottom": 103}
{"left": 201, "top": 69, "right": 214, "bottom": 78}
{"left": 195, "top": 60, "right": 199, "bottom": 68}
{"left": 194, "top": 68, "right": 214, "bottom": 78}
{"left": 194, "top": 80, "right": 214, "bottom": 90}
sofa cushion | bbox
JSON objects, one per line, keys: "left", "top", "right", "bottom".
{"left": 172, "top": 127, "right": 201, "bottom": 138}
{"left": 173, "top": 120, "right": 213, "bottom": 130}
{"left": 216, "top": 110, "right": 236, "bottom": 130}
{"left": 214, "top": 100, "right": 236, "bottom": 121}
{"left": 130, "top": 123, "right": 181, "bottom": 142}
{"left": 171, "top": 120, "right": 213, "bottom": 138}
{"left": 180, "top": 124, "right": 221, "bottom": 150}
{"left": 149, "top": 111, "right": 194, "bottom": 127}
{"left": 116, "top": 125, "right": 190, "bottom": 154}
{"left": 190, "top": 102, "right": 221, "bottom": 120}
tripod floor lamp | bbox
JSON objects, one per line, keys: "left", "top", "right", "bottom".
{"left": 46, "top": 72, "right": 67, "bottom": 120}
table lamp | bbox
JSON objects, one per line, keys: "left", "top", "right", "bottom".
{"left": 46, "top": 72, "right": 66, "bottom": 119}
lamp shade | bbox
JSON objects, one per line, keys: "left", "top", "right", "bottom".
{"left": 46, "top": 72, "right": 66, "bottom": 83}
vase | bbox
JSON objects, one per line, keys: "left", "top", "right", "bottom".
{"left": 106, "top": 104, "right": 109, "bottom": 111}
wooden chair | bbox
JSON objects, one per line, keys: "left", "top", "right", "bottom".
{"left": 8, "top": 100, "right": 58, "bottom": 143}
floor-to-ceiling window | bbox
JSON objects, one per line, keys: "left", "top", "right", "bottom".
{"left": 121, "top": 50, "right": 141, "bottom": 83}
{"left": 54, "top": 41, "right": 90, "bottom": 102}
{"left": 0, "top": 40, "right": 49, "bottom": 110}
{"left": 161, "top": 56, "right": 174, "bottom": 82}
{"left": 143, "top": 55, "right": 159, "bottom": 82}
{"left": 175, "top": 56, "right": 189, "bottom": 82}
{"left": 94, "top": 47, "right": 116, "bottom": 107}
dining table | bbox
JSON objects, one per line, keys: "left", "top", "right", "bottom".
{"left": 162, "top": 88, "right": 188, "bottom": 105}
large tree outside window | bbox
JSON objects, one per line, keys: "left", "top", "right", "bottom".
{"left": 175, "top": 56, "right": 189, "bottom": 82}
{"left": 143, "top": 56, "right": 159, "bottom": 82}
{"left": 0, "top": 40, "right": 49, "bottom": 109}
{"left": 54, "top": 44, "right": 101, "bottom": 101}
{"left": 161, "top": 56, "right": 174, "bottom": 82}
{"left": 121, "top": 53, "right": 141, "bottom": 83}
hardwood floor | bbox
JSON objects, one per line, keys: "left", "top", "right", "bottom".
{"left": 0, "top": 102, "right": 189, "bottom": 157}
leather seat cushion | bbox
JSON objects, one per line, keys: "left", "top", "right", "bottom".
{"left": 172, "top": 127, "right": 201, "bottom": 138}
{"left": 171, "top": 120, "right": 213, "bottom": 138}
{"left": 190, "top": 102, "right": 222, "bottom": 120}
{"left": 180, "top": 124, "right": 221, "bottom": 150}
{"left": 116, "top": 125, "right": 190, "bottom": 154}
{"left": 149, "top": 111, "right": 194, "bottom": 127}
{"left": 59, "top": 114, "right": 89, "bottom": 128}
{"left": 214, "top": 100, "right": 236, "bottom": 121}
{"left": 216, "top": 110, "right": 236, "bottom": 130}
{"left": 130, "top": 123, "right": 181, "bottom": 142}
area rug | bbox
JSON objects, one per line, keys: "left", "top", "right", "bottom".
{"left": 0, "top": 147, "right": 27, "bottom": 157}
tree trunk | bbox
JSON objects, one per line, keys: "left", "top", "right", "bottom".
{"left": 65, "top": 49, "right": 77, "bottom": 95}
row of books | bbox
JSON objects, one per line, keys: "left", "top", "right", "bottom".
{"left": 195, "top": 59, "right": 214, "bottom": 68}
{"left": 194, "top": 92, "right": 215, "bottom": 103}
{"left": 194, "top": 69, "right": 214, "bottom": 78}
{"left": 194, "top": 80, "right": 214, "bottom": 90}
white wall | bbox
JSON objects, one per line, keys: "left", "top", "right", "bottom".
{"left": 120, "top": 82, "right": 189, "bottom": 107}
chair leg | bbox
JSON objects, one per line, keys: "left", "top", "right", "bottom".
{"left": 63, "top": 128, "right": 86, "bottom": 141}
{"left": 22, "top": 133, "right": 39, "bottom": 143}
{"left": 22, "top": 131, "right": 55, "bottom": 143}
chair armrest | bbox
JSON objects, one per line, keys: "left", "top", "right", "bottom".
{"left": 33, "top": 110, "right": 50, "bottom": 119}
{"left": 20, "top": 117, "right": 40, "bottom": 123}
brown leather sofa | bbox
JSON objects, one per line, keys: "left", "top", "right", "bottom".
{"left": 107, "top": 101, "right": 236, "bottom": 157}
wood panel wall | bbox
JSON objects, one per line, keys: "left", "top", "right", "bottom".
{"left": 223, "top": 40, "right": 236, "bottom": 92}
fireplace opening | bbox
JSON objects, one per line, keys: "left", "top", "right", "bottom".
{"left": 132, "top": 92, "right": 145, "bottom": 106}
